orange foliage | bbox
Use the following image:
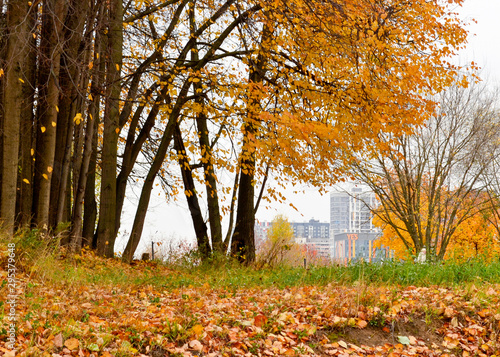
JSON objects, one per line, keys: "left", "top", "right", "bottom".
{"left": 375, "top": 193, "right": 500, "bottom": 262}
{"left": 447, "top": 211, "right": 500, "bottom": 262}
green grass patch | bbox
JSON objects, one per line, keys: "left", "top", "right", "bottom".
{"left": 3, "top": 230, "right": 500, "bottom": 290}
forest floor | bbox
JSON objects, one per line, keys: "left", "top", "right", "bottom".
{"left": 1, "top": 242, "right": 500, "bottom": 357}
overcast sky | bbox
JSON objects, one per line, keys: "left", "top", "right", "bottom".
{"left": 119, "top": 0, "right": 500, "bottom": 253}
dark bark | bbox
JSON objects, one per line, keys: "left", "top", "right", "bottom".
{"left": 33, "top": 0, "right": 68, "bottom": 229}
{"left": 122, "top": 79, "right": 192, "bottom": 262}
{"left": 173, "top": 122, "right": 212, "bottom": 260}
{"left": 188, "top": 4, "right": 223, "bottom": 253}
{"left": 15, "top": 3, "right": 37, "bottom": 228}
{"left": 1, "top": 0, "right": 30, "bottom": 234}
{"left": 114, "top": 83, "right": 163, "bottom": 237}
{"left": 230, "top": 22, "right": 273, "bottom": 264}
{"left": 50, "top": 0, "right": 90, "bottom": 229}
{"left": 96, "top": 0, "right": 123, "bottom": 257}
{"left": 82, "top": 4, "right": 106, "bottom": 248}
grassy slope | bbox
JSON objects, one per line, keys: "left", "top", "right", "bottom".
{"left": 1, "top": 234, "right": 500, "bottom": 356}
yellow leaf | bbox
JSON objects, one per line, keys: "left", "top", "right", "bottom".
{"left": 74, "top": 113, "right": 82, "bottom": 125}
{"left": 55, "top": 106, "right": 59, "bottom": 112}
{"left": 191, "top": 324, "right": 204, "bottom": 336}
{"left": 64, "top": 338, "right": 79, "bottom": 350}
{"left": 88, "top": 62, "right": 93, "bottom": 70}
{"left": 47, "top": 166, "right": 53, "bottom": 173}
{"left": 19, "top": 78, "right": 24, "bottom": 83}
{"left": 116, "top": 64, "right": 120, "bottom": 71}
{"left": 51, "top": 121, "right": 56, "bottom": 127}
{"left": 30, "top": 148, "right": 34, "bottom": 156}
{"left": 115, "top": 128, "right": 120, "bottom": 134}
{"left": 88, "top": 93, "right": 93, "bottom": 101}
{"left": 41, "top": 126, "right": 46, "bottom": 133}
{"left": 23, "top": 178, "right": 30, "bottom": 184}
{"left": 0, "top": 69, "right": 4, "bottom": 77}
{"left": 42, "top": 174, "right": 48, "bottom": 180}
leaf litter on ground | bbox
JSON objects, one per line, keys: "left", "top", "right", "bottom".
{"left": 1, "top": 251, "right": 500, "bottom": 356}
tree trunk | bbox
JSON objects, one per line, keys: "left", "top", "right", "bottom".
{"left": 173, "top": 122, "right": 211, "bottom": 260}
{"left": 15, "top": 2, "right": 37, "bottom": 228}
{"left": 1, "top": 0, "right": 30, "bottom": 234}
{"left": 32, "top": 0, "right": 68, "bottom": 229}
{"left": 230, "top": 22, "right": 273, "bottom": 264}
{"left": 50, "top": 0, "right": 89, "bottom": 228}
{"left": 121, "top": 118, "right": 177, "bottom": 262}
{"left": 188, "top": 4, "right": 224, "bottom": 252}
{"left": 82, "top": 3, "right": 106, "bottom": 248}
{"left": 122, "top": 80, "right": 192, "bottom": 262}
{"left": 114, "top": 83, "right": 162, "bottom": 237}
{"left": 96, "top": 0, "right": 123, "bottom": 257}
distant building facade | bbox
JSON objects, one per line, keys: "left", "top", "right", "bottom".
{"left": 330, "top": 188, "right": 384, "bottom": 262}
{"left": 292, "top": 219, "right": 329, "bottom": 240}
{"left": 331, "top": 232, "right": 390, "bottom": 263}
{"left": 255, "top": 188, "right": 384, "bottom": 262}
{"left": 330, "top": 188, "right": 378, "bottom": 234}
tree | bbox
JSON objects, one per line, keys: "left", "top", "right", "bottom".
{"left": 0, "top": 0, "right": 471, "bottom": 266}
{"left": 172, "top": 0, "right": 470, "bottom": 264}
{"left": 353, "top": 80, "right": 500, "bottom": 261}
{"left": 0, "top": 0, "right": 32, "bottom": 234}
{"left": 256, "top": 214, "right": 297, "bottom": 267}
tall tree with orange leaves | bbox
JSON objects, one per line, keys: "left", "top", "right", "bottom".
{"left": 168, "top": 0, "right": 471, "bottom": 263}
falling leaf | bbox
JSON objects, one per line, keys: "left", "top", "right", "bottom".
{"left": 42, "top": 174, "right": 48, "bottom": 180}
{"left": 23, "top": 178, "right": 30, "bottom": 184}
{"left": 47, "top": 166, "right": 53, "bottom": 173}
{"left": 41, "top": 126, "right": 46, "bottom": 133}
{"left": 51, "top": 121, "right": 56, "bottom": 127}
{"left": 19, "top": 78, "right": 25, "bottom": 83}
{"left": 74, "top": 113, "right": 83, "bottom": 125}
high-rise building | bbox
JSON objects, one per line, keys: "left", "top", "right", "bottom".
{"left": 330, "top": 188, "right": 378, "bottom": 234}
{"left": 330, "top": 188, "right": 382, "bottom": 262}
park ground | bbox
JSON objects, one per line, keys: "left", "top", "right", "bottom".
{"left": 1, "top": 236, "right": 500, "bottom": 357}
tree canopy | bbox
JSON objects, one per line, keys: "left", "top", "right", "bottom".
{"left": 0, "top": 0, "right": 472, "bottom": 262}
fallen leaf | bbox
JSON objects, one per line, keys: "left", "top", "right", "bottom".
{"left": 54, "top": 333, "right": 63, "bottom": 348}
{"left": 64, "top": 337, "right": 79, "bottom": 350}
{"left": 398, "top": 336, "right": 410, "bottom": 345}
{"left": 189, "top": 340, "right": 203, "bottom": 351}
{"left": 254, "top": 314, "right": 268, "bottom": 328}
{"left": 357, "top": 319, "right": 368, "bottom": 329}
{"left": 191, "top": 324, "right": 204, "bottom": 336}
